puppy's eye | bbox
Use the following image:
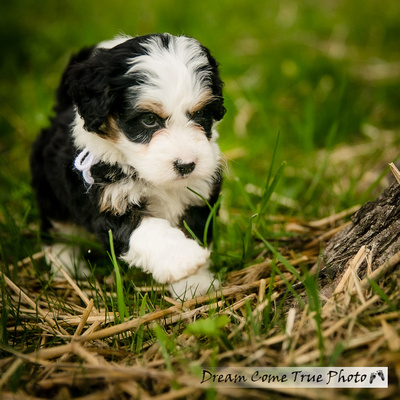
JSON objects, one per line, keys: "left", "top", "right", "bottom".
{"left": 140, "top": 113, "right": 158, "bottom": 127}
{"left": 192, "top": 109, "right": 204, "bottom": 119}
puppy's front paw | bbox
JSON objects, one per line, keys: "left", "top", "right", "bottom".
{"left": 152, "top": 241, "right": 210, "bottom": 283}
{"left": 169, "top": 265, "right": 219, "bottom": 300}
{"left": 121, "top": 217, "right": 210, "bottom": 284}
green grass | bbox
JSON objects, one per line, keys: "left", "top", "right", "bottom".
{"left": 1, "top": 0, "right": 400, "bottom": 398}
{"left": 1, "top": 0, "right": 400, "bottom": 222}
{"left": 108, "top": 230, "right": 128, "bottom": 323}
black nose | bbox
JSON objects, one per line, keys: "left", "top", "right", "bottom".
{"left": 174, "top": 160, "right": 196, "bottom": 176}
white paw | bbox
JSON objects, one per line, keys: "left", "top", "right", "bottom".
{"left": 121, "top": 217, "right": 210, "bottom": 284}
{"left": 152, "top": 240, "right": 210, "bottom": 283}
{"left": 44, "top": 243, "right": 90, "bottom": 279}
{"left": 169, "top": 265, "right": 219, "bottom": 300}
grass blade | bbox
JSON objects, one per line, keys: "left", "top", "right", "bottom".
{"left": 153, "top": 324, "right": 173, "bottom": 371}
{"left": 183, "top": 220, "right": 200, "bottom": 243}
{"left": 266, "top": 130, "right": 281, "bottom": 190}
{"left": 242, "top": 213, "right": 257, "bottom": 263}
{"left": 135, "top": 294, "right": 148, "bottom": 352}
{"left": 203, "top": 194, "right": 223, "bottom": 247}
{"left": 108, "top": 230, "right": 128, "bottom": 323}
{"left": 257, "top": 161, "right": 287, "bottom": 220}
{"left": 367, "top": 278, "right": 396, "bottom": 311}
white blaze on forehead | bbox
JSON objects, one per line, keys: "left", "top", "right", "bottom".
{"left": 127, "top": 34, "right": 213, "bottom": 115}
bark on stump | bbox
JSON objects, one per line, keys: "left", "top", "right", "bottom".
{"left": 317, "top": 180, "right": 400, "bottom": 297}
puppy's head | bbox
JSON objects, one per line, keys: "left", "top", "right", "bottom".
{"left": 67, "top": 33, "right": 225, "bottom": 186}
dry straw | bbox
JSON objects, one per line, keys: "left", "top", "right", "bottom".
{"left": 1, "top": 205, "right": 399, "bottom": 399}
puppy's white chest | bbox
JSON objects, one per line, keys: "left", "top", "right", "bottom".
{"left": 147, "top": 193, "right": 186, "bottom": 226}
{"left": 146, "top": 180, "right": 211, "bottom": 226}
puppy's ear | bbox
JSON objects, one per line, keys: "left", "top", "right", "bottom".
{"left": 66, "top": 49, "right": 119, "bottom": 133}
{"left": 200, "top": 45, "right": 226, "bottom": 121}
{"left": 212, "top": 101, "right": 226, "bottom": 122}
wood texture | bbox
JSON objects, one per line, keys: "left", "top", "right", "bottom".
{"left": 319, "top": 181, "right": 400, "bottom": 292}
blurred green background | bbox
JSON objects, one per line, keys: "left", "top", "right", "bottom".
{"left": 1, "top": 0, "right": 400, "bottom": 258}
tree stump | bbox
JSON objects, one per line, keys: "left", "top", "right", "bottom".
{"left": 317, "top": 179, "right": 400, "bottom": 297}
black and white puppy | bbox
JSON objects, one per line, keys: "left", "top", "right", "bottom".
{"left": 30, "top": 33, "right": 225, "bottom": 298}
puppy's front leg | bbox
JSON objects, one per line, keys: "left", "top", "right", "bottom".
{"left": 121, "top": 217, "right": 210, "bottom": 283}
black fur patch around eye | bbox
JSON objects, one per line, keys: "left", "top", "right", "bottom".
{"left": 190, "top": 104, "right": 218, "bottom": 138}
{"left": 118, "top": 112, "right": 166, "bottom": 144}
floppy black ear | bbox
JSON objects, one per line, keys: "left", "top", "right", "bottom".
{"left": 66, "top": 49, "right": 119, "bottom": 133}
{"left": 212, "top": 100, "right": 226, "bottom": 122}
{"left": 200, "top": 45, "right": 226, "bottom": 121}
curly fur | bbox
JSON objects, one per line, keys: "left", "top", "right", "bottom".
{"left": 30, "top": 33, "right": 225, "bottom": 299}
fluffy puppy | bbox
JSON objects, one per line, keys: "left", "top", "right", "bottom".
{"left": 30, "top": 33, "right": 225, "bottom": 299}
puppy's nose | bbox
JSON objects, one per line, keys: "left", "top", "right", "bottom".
{"left": 174, "top": 160, "right": 196, "bottom": 176}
